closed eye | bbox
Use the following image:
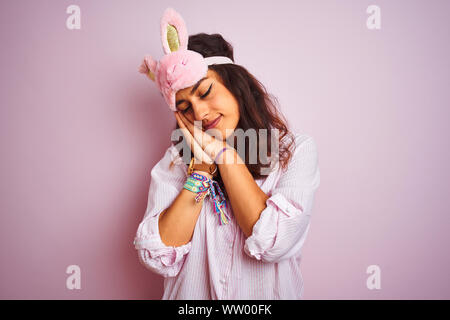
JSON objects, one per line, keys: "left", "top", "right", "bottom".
{"left": 181, "top": 83, "right": 213, "bottom": 113}
{"left": 182, "top": 105, "right": 191, "bottom": 113}
{"left": 200, "top": 83, "right": 212, "bottom": 98}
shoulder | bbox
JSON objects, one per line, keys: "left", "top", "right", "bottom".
{"left": 281, "top": 132, "right": 319, "bottom": 171}
{"left": 151, "top": 143, "right": 187, "bottom": 177}
{"left": 167, "top": 143, "right": 185, "bottom": 165}
{"left": 157, "top": 143, "right": 187, "bottom": 166}
{"left": 282, "top": 132, "right": 318, "bottom": 156}
{"left": 275, "top": 132, "right": 320, "bottom": 189}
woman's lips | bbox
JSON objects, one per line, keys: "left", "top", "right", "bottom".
{"left": 204, "top": 115, "right": 222, "bottom": 130}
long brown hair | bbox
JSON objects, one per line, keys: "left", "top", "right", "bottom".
{"left": 171, "top": 33, "right": 295, "bottom": 200}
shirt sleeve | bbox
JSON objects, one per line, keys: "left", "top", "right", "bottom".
{"left": 243, "top": 135, "right": 320, "bottom": 263}
{"left": 133, "top": 145, "right": 191, "bottom": 278}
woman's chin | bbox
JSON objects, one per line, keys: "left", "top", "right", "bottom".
{"left": 204, "top": 127, "right": 223, "bottom": 139}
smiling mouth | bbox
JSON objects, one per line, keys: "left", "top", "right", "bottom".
{"left": 204, "top": 115, "right": 222, "bottom": 130}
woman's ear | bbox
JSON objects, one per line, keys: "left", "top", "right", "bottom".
{"left": 138, "top": 55, "right": 157, "bottom": 81}
{"left": 160, "top": 7, "right": 189, "bottom": 54}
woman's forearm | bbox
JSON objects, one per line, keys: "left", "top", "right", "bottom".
{"left": 158, "top": 170, "right": 211, "bottom": 247}
{"left": 217, "top": 149, "right": 269, "bottom": 237}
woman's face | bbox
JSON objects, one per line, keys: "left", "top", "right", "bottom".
{"left": 175, "top": 69, "right": 240, "bottom": 140}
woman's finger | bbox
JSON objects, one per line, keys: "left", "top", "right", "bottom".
{"left": 176, "top": 111, "right": 195, "bottom": 136}
{"left": 178, "top": 112, "right": 216, "bottom": 150}
{"left": 175, "top": 112, "right": 213, "bottom": 164}
{"left": 177, "top": 112, "right": 227, "bottom": 161}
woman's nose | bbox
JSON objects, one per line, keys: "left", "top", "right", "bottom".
{"left": 192, "top": 102, "right": 209, "bottom": 121}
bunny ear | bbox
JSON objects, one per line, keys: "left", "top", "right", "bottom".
{"left": 160, "top": 7, "right": 188, "bottom": 54}
{"left": 138, "top": 55, "right": 157, "bottom": 81}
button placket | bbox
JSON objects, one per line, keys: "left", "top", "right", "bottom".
{"left": 220, "top": 212, "right": 236, "bottom": 299}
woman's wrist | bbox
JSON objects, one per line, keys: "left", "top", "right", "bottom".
{"left": 215, "top": 147, "right": 241, "bottom": 165}
{"left": 213, "top": 142, "right": 232, "bottom": 163}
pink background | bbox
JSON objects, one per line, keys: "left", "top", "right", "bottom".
{"left": 1, "top": 0, "right": 449, "bottom": 299}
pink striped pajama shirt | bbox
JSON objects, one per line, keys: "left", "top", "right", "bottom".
{"left": 133, "top": 133, "right": 320, "bottom": 299}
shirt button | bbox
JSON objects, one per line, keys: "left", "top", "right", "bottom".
{"left": 220, "top": 278, "right": 226, "bottom": 284}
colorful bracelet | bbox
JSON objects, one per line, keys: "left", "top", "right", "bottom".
{"left": 184, "top": 172, "right": 209, "bottom": 192}
{"left": 183, "top": 172, "right": 211, "bottom": 202}
{"left": 182, "top": 171, "right": 230, "bottom": 225}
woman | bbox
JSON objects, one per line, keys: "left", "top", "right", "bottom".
{"left": 134, "top": 9, "right": 320, "bottom": 300}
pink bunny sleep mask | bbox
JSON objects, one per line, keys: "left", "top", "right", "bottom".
{"left": 138, "top": 7, "right": 234, "bottom": 111}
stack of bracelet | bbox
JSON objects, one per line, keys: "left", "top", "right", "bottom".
{"left": 183, "top": 172, "right": 230, "bottom": 225}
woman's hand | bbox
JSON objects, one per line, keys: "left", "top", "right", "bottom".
{"left": 174, "top": 112, "right": 215, "bottom": 165}
{"left": 175, "top": 111, "right": 230, "bottom": 162}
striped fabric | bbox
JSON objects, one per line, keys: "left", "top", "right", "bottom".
{"left": 133, "top": 133, "right": 320, "bottom": 299}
